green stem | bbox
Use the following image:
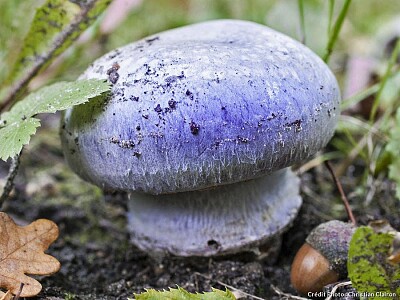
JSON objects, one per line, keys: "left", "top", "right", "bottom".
{"left": 323, "top": 0, "right": 352, "bottom": 63}
{"left": 369, "top": 39, "right": 400, "bottom": 122}
{"left": 341, "top": 83, "right": 379, "bottom": 110}
{"left": 0, "top": 151, "right": 21, "bottom": 210}
{"left": 342, "top": 126, "right": 368, "bottom": 161}
{"left": 327, "top": 0, "right": 335, "bottom": 35}
{"left": 297, "top": 0, "right": 306, "bottom": 44}
{"left": 340, "top": 64, "right": 399, "bottom": 111}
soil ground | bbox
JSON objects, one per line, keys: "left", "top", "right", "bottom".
{"left": 1, "top": 114, "right": 399, "bottom": 300}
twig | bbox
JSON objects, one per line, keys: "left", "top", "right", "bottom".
{"left": 0, "top": 151, "right": 22, "bottom": 210}
{"left": 193, "top": 272, "right": 265, "bottom": 300}
{"left": 0, "top": 0, "right": 101, "bottom": 113}
{"left": 324, "top": 281, "right": 352, "bottom": 300}
{"left": 270, "top": 285, "right": 310, "bottom": 300}
{"left": 13, "top": 282, "right": 24, "bottom": 300}
{"left": 324, "top": 161, "right": 357, "bottom": 226}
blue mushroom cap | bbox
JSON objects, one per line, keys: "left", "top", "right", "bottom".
{"left": 61, "top": 20, "right": 340, "bottom": 194}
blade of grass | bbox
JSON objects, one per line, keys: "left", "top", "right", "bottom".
{"left": 341, "top": 83, "right": 379, "bottom": 110}
{"left": 369, "top": 39, "right": 400, "bottom": 122}
{"left": 297, "top": 151, "right": 343, "bottom": 174}
{"left": 342, "top": 126, "right": 368, "bottom": 161}
{"left": 339, "top": 115, "right": 387, "bottom": 140}
{"left": 323, "top": 0, "right": 352, "bottom": 63}
{"left": 327, "top": 0, "right": 335, "bottom": 36}
{"left": 297, "top": 0, "right": 306, "bottom": 44}
{"left": 341, "top": 64, "right": 399, "bottom": 111}
{"left": 335, "top": 117, "right": 384, "bottom": 176}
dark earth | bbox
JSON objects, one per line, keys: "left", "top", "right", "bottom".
{"left": 1, "top": 114, "right": 400, "bottom": 300}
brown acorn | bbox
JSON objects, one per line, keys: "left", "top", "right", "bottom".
{"left": 290, "top": 220, "right": 356, "bottom": 294}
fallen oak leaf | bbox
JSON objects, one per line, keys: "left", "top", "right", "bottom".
{"left": 0, "top": 290, "right": 13, "bottom": 300}
{"left": 0, "top": 212, "right": 60, "bottom": 297}
{"left": 388, "top": 227, "right": 400, "bottom": 264}
{"left": 389, "top": 236, "right": 400, "bottom": 264}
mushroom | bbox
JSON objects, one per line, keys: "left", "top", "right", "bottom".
{"left": 60, "top": 20, "right": 340, "bottom": 256}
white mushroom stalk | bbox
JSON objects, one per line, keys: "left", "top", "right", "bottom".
{"left": 128, "top": 169, "right": 300, "bottom": 256}
{"left": 61, "top": 20, "right": 341, "bottom": 257}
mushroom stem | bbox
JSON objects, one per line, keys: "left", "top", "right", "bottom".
{"left": 127, "top": 168, "right": 301, "bottom": 257}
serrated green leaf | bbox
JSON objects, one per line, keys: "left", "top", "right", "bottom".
{"left": 348, "top": 226, "right": 400, "bottom": 300}
{"left": 0, "top": 118, "right": 41, "bottom": 161}
{"left": 3, "top": 0, "right": 111, "bottom": 88}
{"left": 386, "top": 108, "right": 400, "bottom": 200}
{"left": 0, "top": 79, "right": 110, "bottom": 160}
{"left": 0, "top": 79, "right": 110, "bottom": 125}
{"left": 131, "top": 287, "right": 236, "bottom": 300}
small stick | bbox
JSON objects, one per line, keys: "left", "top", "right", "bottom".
{"left": 325, "top": 281, "right": 352, "bottom": 300}
{"left": 13, "top": 282, "right": 24, "bottom": 300}
{"left": 324, "top": 161, "right": 357, "bottom": 226}
{"left": 0, "top": 152, "right": 22, "bottom": 210}
{"left": 270, "top": 285, "right": 311, "bottom": 300}
{"left": 193, "top": 272, "right": 265, "bottom": 300}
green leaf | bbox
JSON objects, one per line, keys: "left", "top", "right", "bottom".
{"left": 4, "top": 0, "right": 79, "bottom": 85}
{"left": 2, "top": 0, "right": 111, "bottom": 89}
{"left": 0, "top": 79, "right": 110, "bottom": 161}
{"left": 386, "top": 108, "right": 400, "bottom": 200}
{"left": 323, "top": 0, "right": 352, "bottom": 63}
{"left": 0, "top": 1, "right": 39, "bottom": 85}
{"left": 348, "top": 226, "right": 400, "bottom": 299}
{"left": 1, "top": 79, "right": 110, "bottom": 125}
{"left": 48, "top": 0, "right": 113, "bottom": 60}
{"left": 131, "top": 287, "right": 236, "bottom": 300}
{"left": 0, "top": 118, "right": 41, "bottom": 161}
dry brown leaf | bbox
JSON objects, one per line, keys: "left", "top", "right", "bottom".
{"left": 370, "top": 220, "right": 400, "bottom": 264}
{"left": 0, "top": 212, "right": 60, "bottom": 297}
{"left": 0, "top": 290, "right": 13, "bottom": 300}
{"left": 389, "top": 232, "right": 400, "bottom": 264}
